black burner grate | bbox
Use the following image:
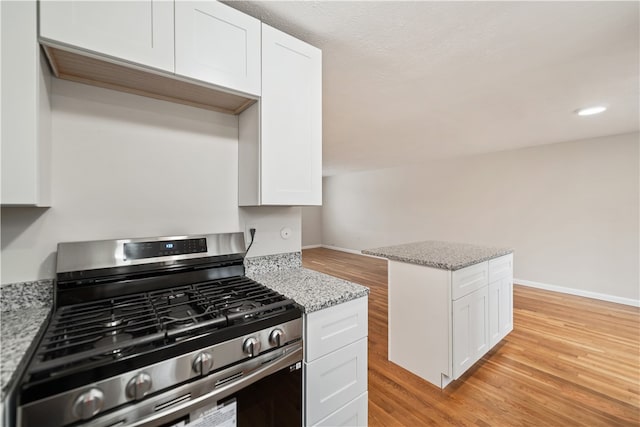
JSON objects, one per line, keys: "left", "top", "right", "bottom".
{"left": 26, "top": 276, "right": 297, "bottom": 383}
{"left": 42, "top": 294, "right": 158, "bottom": 360}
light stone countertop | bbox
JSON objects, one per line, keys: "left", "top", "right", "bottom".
{"left": 249, "top": 267, "right": 369, "bottom": 313}
{"left": 0, "top": 252, "right": 369, "bottom": 400}
{"left": 0, "top": 280, "right": 53, "bottom": 399}
{"left": 363, "top": 241, "right": 513, "bottom": 270}
{"left": 1, "top": 307, "right": 51, "bottom": 399}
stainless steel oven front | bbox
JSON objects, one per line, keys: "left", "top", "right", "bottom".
{"left": 20, "top": 341, "right": 302, "bottom": 427}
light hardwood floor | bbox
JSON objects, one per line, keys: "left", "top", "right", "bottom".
{"left": 302, "top": 247, "right": 640, "bottom": 426}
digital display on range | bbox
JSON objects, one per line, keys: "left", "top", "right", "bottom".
{"left": 124, "top": 238, "right": 207, "bottom": 260}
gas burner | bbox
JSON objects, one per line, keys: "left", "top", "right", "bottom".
{"left": 162, "top": 314, "right": 197, "bottom": 328}
{"left": 153, "top": 291, "right": 194, "bottom": 304}
{"left": 94, "top": 332, "right": 134, "bottom": 354}
{"left": 104, "top": 318, "right": 124, "bottom": 328}
{"left": 220, "top": 290, "right": 248, "bottom": 301}
{"left": 224, "top": 300, "right": 263, "bottom": 315}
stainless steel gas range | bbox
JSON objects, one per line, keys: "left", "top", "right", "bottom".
{"left": 15, "top": 233, "right": 303, "bottom": 427}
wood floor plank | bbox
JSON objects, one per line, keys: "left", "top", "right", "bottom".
{"left": 302, "top": 247, "right": 640, "bottom": 426}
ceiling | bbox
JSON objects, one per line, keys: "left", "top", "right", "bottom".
{"left": 225, "top": 1, "right": 640, "bottom": 176}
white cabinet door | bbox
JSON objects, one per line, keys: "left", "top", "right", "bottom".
{"left": 452, "top": 286, "right": 489, "bottom": 379}
{"left": 175, "top": 0, "right": 261, "bottom": 95}
{"left": 471, "top": 286, "right": 490, "bottom": 361}
{"left": 260, "top": 24, "right": 322, "bottom": 205}
{"left": 39, "top": 0, "right": 174, "bottom": 72}
{"left": 452, "top": 292, "right": 474, "bottom": 378}
{"left": 498, "top": 276, "right": 514, "bottom": 342}
{"left": 313, "top": 391, "right": 368, "bottom": 427}
{"left": 305, "top": 338, "right": 368, "bottom": 426}
{"left": 1, "top": 1, "right": 51, "bottom": 206}
{"left": 489, "top": 276, "right": 514, "bottom": 348}
{"left": 488, "top": 280, "right": 501, "bottom": 348}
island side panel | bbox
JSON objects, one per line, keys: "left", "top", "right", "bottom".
{"left": 388, "top": 260, "right": 451, "bottom": 387}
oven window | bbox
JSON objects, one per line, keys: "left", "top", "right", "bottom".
{"left": 185, "top": 361, "right": 302, "bottom": 427}
{"left": 232, "top": 362, "right": 302, "bottom": 427}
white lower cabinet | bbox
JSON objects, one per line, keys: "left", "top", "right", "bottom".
{"left": 306, "top": 338, "right": 368, "bottom": 425}
{"left": 452, "top": 286, "right": 489, "bottom": 379}
{"left": 304, "top": 297, "right": 368, "bottom": 426}
{"left": 388, "top": 253, "right": 513, "bottom": 389}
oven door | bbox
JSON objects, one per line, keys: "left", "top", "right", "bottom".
{"left": 167, "top": 358, "right": 302, "bottom": 427}
{"left": 80, "top": 342, "right": 303, "bottom": 427}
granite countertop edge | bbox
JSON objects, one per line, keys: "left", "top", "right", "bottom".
{"left": 362, "top": 241, "right": 514, "bottom": 271}
{"left": 248, "top": 267, "right": 369, "bottom": 313}
{"left": 1, "top": 307, "right": 51, "bottom": 401}
{"left": 362, "top": 249, "right": 513, "bottom": 270}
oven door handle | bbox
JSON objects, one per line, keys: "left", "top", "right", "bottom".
{"left": 132, "top": 343, "right": 303, "bottom": 426}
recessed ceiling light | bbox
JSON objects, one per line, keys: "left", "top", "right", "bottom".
{"left": 575, "top": 106, "right": 607, "bottom": 116}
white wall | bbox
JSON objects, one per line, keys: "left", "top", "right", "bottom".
{"left": 0, "top": 79, "right": 301, "bottom": 284}
{"left": 240, "top": 206, "right": 301, "bottom": 257}
{"left": 322, "top": 133, "right": 639, "bottom": 302}
{"left": 301, "top": 206, "right": 323, "bottom": 247}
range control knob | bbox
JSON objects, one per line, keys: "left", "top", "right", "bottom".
{"left": 242, "top": 337, "right": 261, "bottom": 357}
{"left": 192, "top": 352, "right": 214, "bottom": 375}
{"left": 126, "top": 372, "right": 153, "bottom": 400}
{"left": 72, "top": 388, "right": 105, "bottom": 420}
{"left": 269, "top": 328, "right": 285, "bottom": 347}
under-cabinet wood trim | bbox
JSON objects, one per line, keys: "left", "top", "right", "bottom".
{"left": 41, "top": 44, "right": 256, "bottom": 115}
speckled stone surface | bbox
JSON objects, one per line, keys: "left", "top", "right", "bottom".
{"left": 363, "top": 241, "right": 513, "bottom": 270}
{"left": 1, "top": 307, "right": 51, "bottom": 399}
{"left": 249, "top": 268, "right": 369, "bottom": 313}
{"left": 244, "top": 252, "right": 302, "bottom": 276}
{"left": 0, "top": 280, "right": 53, "bottom": 312}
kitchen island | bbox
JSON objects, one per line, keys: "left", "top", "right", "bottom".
{"left": 363, "top": 241, "right": 513, "bottom": 389}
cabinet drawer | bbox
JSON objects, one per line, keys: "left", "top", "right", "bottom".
{"left": 313, "top": 391, "right": 368, "bottom": 427}
{"left": 305, "top": 297, "right": 368, "bottom": 362}
{"left": 451, "top": 261, "right": 488, "bottom": 300}
{"left": 305, "top": 338, "right": 368, "bottom": 426}
{"left": 489, "top": 253, "right": 513, "bottom": 282}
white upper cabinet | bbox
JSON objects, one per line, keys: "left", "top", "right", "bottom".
{"left": 1, "top": 1, "right": 51, "bottom": 206}
{"left": 261, "top": 24, "right": 322, "bottom": 205}
{"left": 39, "top": 0, "right": 174, "bottom": 72}
{"left": 239, "top": 24, "right": 322, "bottom": 206}
{"left": 175, "top": 1, "right": 261, "bottom": 96}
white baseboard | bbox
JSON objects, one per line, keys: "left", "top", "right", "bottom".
{"left": 319, "top": 245, "right": 362, "bottom": 255}
{"left": 317, "top": 245, "right": 391, "bottom": 260}
{"left": 301, "top": 244, "right": 322, "bottom": 250}
{"left": 515, "top": 278, "right": 639, "bottom": 307}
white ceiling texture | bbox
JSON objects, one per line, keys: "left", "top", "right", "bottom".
{"left": 225, "top": 1, "right": 640, "bottom": 176}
